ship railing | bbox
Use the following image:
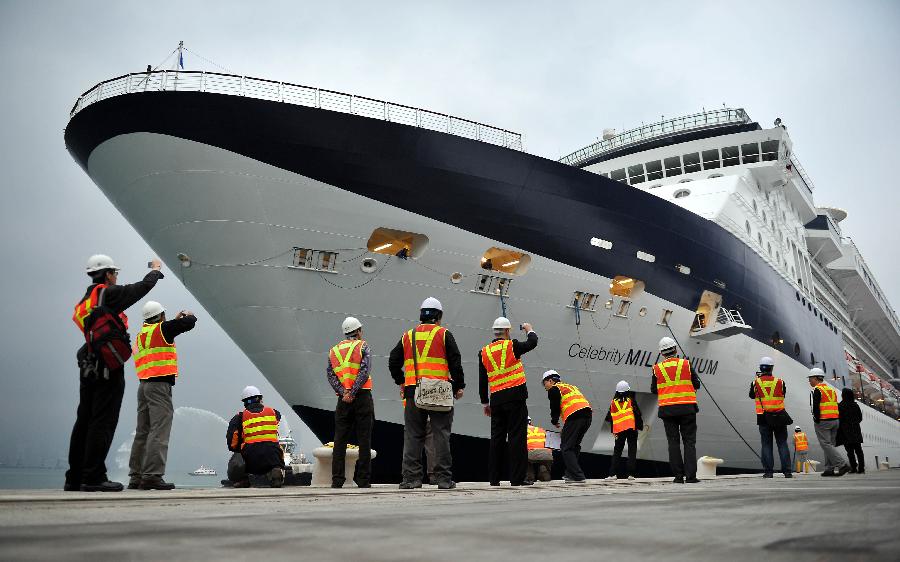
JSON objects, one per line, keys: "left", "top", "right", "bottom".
{"left": 788, "top": 153, "right": 815, "bottom": 193}
{"left": 69, "top": 70, "right": 524, "bottom": 151}
{"left": 559, "top": 108, "right": 750, "bottom": 167}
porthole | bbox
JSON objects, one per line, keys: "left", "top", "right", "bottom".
{"left": 639, "top": 307, "right": 648, "bottom": 317}
{"left": 745, "top": 221, "right": 751, "bottom": 236}
{"left": 794, "top": 342, "right": 801, "bottom": 357}
{"left": 675, "top": 264, "right": 691, "bottom": 275}
{"left": 450, "top": 272, "right": 463, "bottom": 284}
{"left": 360, "top": 257, "right": 378, "bottom": 273}
{"left": 795, "top": 291, "right": 800, "bottom": 301}
{"left": 678, "top": 178, "right": 693, "bottom": 183}
{"left": 590, "top": 237, "right": 613, "bottom": 250}
{"left": 753, "top": 200, "right": 758, "bottom": 214}
{"left": 810, "top": 352, "right": 816, "bottom": 366}
{"left": 636, "top": 251, "right": 656, "bottom": 262}
{"left": 674, "top": 189, "right": 691, "bottom": 198}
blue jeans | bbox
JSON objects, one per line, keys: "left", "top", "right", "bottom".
{"left": 758, "top": 424, "right": 791, "bottom": 474}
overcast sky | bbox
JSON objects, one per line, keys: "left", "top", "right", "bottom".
{"left": 1, "top": 1, "right": 898, "bottom": 469}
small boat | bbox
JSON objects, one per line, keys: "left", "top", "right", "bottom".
{"left": 189, "top": 465, "right": 217, "bottom": 476}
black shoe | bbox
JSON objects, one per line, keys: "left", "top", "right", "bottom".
{"left": 784, "top": 472, "right": 793, "bottom": 478}
{"left": 331, "top": 482, "right": 344, "bottom": 488}
{"left": 80, "top": 481, "right": 124, "bottom": 492}
{"left": 63, "top": 482, "right": 80, "bottom": 492}
{"left": 857, "top": 468, "right": 865, "bottom": 474}
{"left": 685, "top": 477, "right": 700, "bottom": 484}
{"left": 836, "top": 465, "right": 850, "bottom": 477}
{"left": 127, "top": 480, "right": 141, "bottom": 490}
{"left": 672, "top": 476, "right": 684, "bottom": 484}
{"left": 848, "top": 467, "right": 857, "bottom": 474}
{"left": 511, "top": 480, "right": 533, "bottom": 486}
{"left": 489, "top": 481, "right": 501, "bottom": 486}
{"left": 232, "top": 479, "right": 251, "bottom": 488}
{"left": 437, "top": 481, "right": 457, "bottom": 490}
{"left": 821, "top": 470, "right": 836, "bottom": 477}
{"left": 763, "top": 473, "right": 774, "bottom": 479}
{"left": 268, "top": 467, "right": 284, "bottom": 488}
{"left": 139, "top": 478, "right": 175, "bottom": 490}
{"left": 399, "top": 481, "right": 422, "bottom": 489}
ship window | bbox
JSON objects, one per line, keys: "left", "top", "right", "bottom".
{"left": 741, "top": 143, "right": 760, "bottom": 164}
{"left": 708, "top": 173, "right": 723, "bottom": 178}
{"left": 752, "top": 199, "right": 758, "bottom": 214}
{"left": 794, "top": 342, "right": 801, "bottom": 357}
{"left": 636, "top": 250, "right": 656, "bottom": 262}
{"left": 676, "top": 264, "right": 691, "bottom": 275}
{"left": 292, "top": 248, "right": 339, "bottom": 273}
{"left": 683, "top": 152, "right": 701, "bottom": 173}
{"left": 678, "top": 178, "right": 693, "bottom": 183}
{"left": 473, "top": 274, "right": 512, "bottom": 296}
{"left": 645, "top": 160, "right": 663, "bottom": 181}
{"left": 609, "top": 275, "right": 645, "bottom": 298}
{"left": 796, "top": 291, "right": 800, "bottom": 301}
{"left": 572, "top": 291, "right": 599, "bottom": 311}
{"left": 776, "top": 250, "right": 780, "bottom": 262}
{"left": 702, "top": 149, "right": 721, "bottom": 169}
{"left": 758, "top": 233, "right": 763, "bottom": 246}
{"left": 664, "top": 156, "right": 682, "bottom": 177}
{"left": 639, "top": 307, "right": 648, "bottom": 317}
{"left": 590, "top": 237, "right": 613, "bottom": 249}
{"left": 605, "top": 299, "right": 613, "bottom": 309}
{"left": 771, "top": 331, "right": 783, "bottom": 346}
{"left": 615, "top": 300, "right": 632, "bottom": 318}
{"left": 745, "top": 221, "right": 751, "bottom": 236}
{"left": 761, "top": 140, "right": 779, "bottom": 161}
{"left": 367, "top": 228, "right": 429, "bottom": 258}
{"left": 628, "top": 164, "right": 646, "bottom": 184}
{"left": 480, "top": 247, "right": 531, "bottom": 275}
{"left": 810, "top": 352, "right": 816, "bottom": 366}
{"left": 674, "top": 189, "right": 690, "bottom": 199}
{"left": 762, "top": 210, "right": 767, "bottom": 223}
{"left": 722, "top": 145, "right": 739, "bottom": 167}
{"left": 649, "top": 184, "right": 662, "bottom": 189}
{"left": 659, "top": 309, "right": 673, "bottom": 326}
{"left": 611, "top": 168, "right": 627, "bottom": 183}
{"left": 767, "top": 242, "right": 772, "bottom": 256}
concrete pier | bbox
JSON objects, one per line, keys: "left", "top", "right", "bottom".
{"left": 1, "top": 471, "right": 898, "bottom": 561}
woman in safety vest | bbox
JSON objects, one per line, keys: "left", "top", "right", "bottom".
{"left": 604, "top": 380, "right": 643, "bottom": 480}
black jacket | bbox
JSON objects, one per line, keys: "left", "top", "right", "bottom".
{"left": 603, "top": 391, "right": 644, "bottom": 432}
{"left": 478, "top": 331, "right": 538, "bottom": 406}
{"left": 748, "top": 376, "right": 787, "bottom": 426}
{"left": 547, "top": 383, "right": 592, "bottom": 426}
{"left": 227, "top": 402, "right": 282, "bottom": 452}
{"left": 388, "top": 322, "right": 465, "bottom": 397}
{"left": 837, "top": 397, "right": 863, "bottom": 446}
{"left": 650, "top": 357, "right": 701, "bottom": 418}
{"left": 80, "top": 270, "right": 164, "bottom": 316}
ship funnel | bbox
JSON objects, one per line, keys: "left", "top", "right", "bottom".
{"left": 602, "top": 128, "right": 616, "bottom": 140}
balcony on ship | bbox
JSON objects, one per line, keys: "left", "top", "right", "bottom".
{"left": 804, "top": 208, "right": 846, "bottom": 266}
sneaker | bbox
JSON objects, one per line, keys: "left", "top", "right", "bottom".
{"left": 268, "top": 467, "right": 284, "bottom": 488}
{"left": 232, "top": 479, "right": 251, "bottom": 488}
{"left": 564, "top": 477, "right": 586, "bottom": 484}
{"left": 685, "top": 477, "right": 700, "bottom": 484}
{"left": 836, "top": 465, "right": 850, "bottom": 477}
{"left": 399, "top": 481, "right": 422, "bottom": 489}
{"left": 627, "top": 476, "right": 636, "bottom": 481}
{"left": 783, "top": 473, "right": 793, "bottom": 478}
{"left": 80, "top": 481, "right": 124, "bottom": 492}
{"left": 672, "top": 476, "right": 684, "bottom": 484}
{"left": 604, "top": 476, "right": 616, "bottom": 482}
{"left": 763, "top": 473, "right": 774, "bottom": 479}
{"left": 437, "top": 481, "right": 457, "bottom": 490}
{"left": 139, "top": 478, "right": 175, "bottom": 491}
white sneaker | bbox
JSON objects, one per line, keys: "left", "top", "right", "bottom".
{"left": 604, "top": 476, "right": 616, "bottom": 481}
{"left": 627, "top": 475, "right": 636, "bottom": 481}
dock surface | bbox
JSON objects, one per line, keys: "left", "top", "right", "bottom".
{"left": 1, "top": 471, "right": 898, "bottom": 561}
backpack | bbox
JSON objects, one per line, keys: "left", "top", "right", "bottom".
{"left": 82, "top": 287, "right": 132, "bottom": 372}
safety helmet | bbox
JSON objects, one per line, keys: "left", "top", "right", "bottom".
{"left": 420, "top": 297, "right": 443, "bottom": 311}
{"left": 141, "top": 300, "right": 165, "bottom": 321}
{"left": 759, "top": 356, "right": 775, "bottom": 367}
{"left": 794, "top": 426, "right": 802, "bottom": 432}
{"left": 658, "top": 336, "right": 677, "bottom": 353}
{"left": 241, "top": 385, "right": 262, "bottom": 400}
{"left": 85, "top": 254, "right": 118, "bottom": 273}
{"left": 616, "top": 380, "right": 630, "bottom": 393}
{"left": 542, "top": 369, "right": 560, "bottom": 382}
{"left": 492, "top": 317, "right": 512, "bottom": 330}
{"left": 807, "top": 367, "right": 825, "bottom": 378}
{"left": 342, "top": 316, "right": 362, "bottom": 335}
{"left": 527, "top": 416, "right": 533, "bottom": 424}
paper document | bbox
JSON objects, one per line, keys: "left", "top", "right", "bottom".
{"left": 544, "top": 430, "right": 561, "bottom": 450}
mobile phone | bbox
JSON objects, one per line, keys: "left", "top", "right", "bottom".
{"left": 147, "top": 261, "right": 153, "bottom": 268}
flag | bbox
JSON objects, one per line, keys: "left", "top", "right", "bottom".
{"left": 179, "top": 52, "right": 184, "bottom": 69}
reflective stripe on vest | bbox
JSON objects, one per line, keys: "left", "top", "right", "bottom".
{"left": 753, "top": 376, "right": 785, "bottom": 414}
{"left": 558, "top": 382, "right": 590, "bottom": 422}
{"left": 527, "top": 425, "right": 547, "bottom": 450}
{"left": 133, "top": 322, "right": 178, "bottom": 380}
{"left": 794, "top": 432, "right": 809, "bottom": 452}
{"left": 241, "top": 406, "right": 279, "bottom": 446}
{"left": 481, "top": 339, "right": 526, "bottom": 394}
{"left": 611, "top": 397, "right": 636, "bottom": 434}
{"left": 72, "top": 284, "right": 128, "bottom": 333}
{"left": 402, "top": 324, "right": 449, "bottom": 386}
{"left": 653, "top": 358, "right": 697, "bottom": 407}
{"left": 329, "top": 339, "right": 372, "bottom": 390}
{"left": 816, "top": 384, "right": 839, "bottom": 419}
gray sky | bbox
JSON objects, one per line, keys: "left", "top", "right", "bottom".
{"left": 1, "top": 1, "right": 898, "bottom": 468}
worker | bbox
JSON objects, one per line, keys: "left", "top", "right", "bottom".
{"left": 226, "top": 386, "right": 285, "bottom": 488}
{"left": 388, "top": 297, "right": 465, "bottom": 489}
{"left": 326, "top": 316, "right": 374, "bottom": 488}
{"left": 478, "top": 317, "right": 538, "bottom": 486}
{"left": 793, "top": 426, "right": 810, "bottom": 473}
{"left": 837, "top": 388, "right": 865, "bottom": 474}
{"left": 526, "top": 417, "right": 553, "bottom": 482}
{"left": 807, "top": 368, "right": 850, "bottom": 477}
{"left": 542, "top": 370, "right": 592, "bottom": 483}
{"left": 66, "top": 255, "right": 163, "bottom": 492}
{"left": 749, "top": 357, "right": 792, "bottom": 478}
{"left": 651, "top": 336, "right": 701, "bottom": 484}
{"left": 604, "top": 380, "right": 643, "bottom": 480}
{"left": 127, "top": 301, "right": 197, "bottom": 490}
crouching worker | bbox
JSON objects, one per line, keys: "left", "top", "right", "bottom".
{"left": 226, "top": 386, "right": 285, "bottom": 488}
{"left": 526, "top": 417, "right": 553, "bottom": 482}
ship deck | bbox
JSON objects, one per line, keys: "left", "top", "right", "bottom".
{"left": 2, "top": 471, "right": 898, "bottom": 561}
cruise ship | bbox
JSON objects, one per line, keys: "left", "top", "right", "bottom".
{"left": 64, "top": 68, "right": 900, "bottom": 481}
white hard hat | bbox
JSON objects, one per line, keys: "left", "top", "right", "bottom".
{"left": 141, "top": 300, "right": 165, "bottom": 321}
{"left": 85, "top": 254, "right": 118, "bottom": 273}
{"left": 492, "top": 317, "right": 512, "bottom": 330}
{"left": 759, "top": 356, "right": 774, "bottom": 367}
{"left": 527, "top": 416, "right": 533, "bottom": 424}
{"left": 241, "top": 385, "right": 262, "bottom": 400}
{"left": 807, "top": 367, "right": 825, "bottom": 378}
{"left": 658, "top": 336, "right": 677, "bottom": 353}
{"left": 342, "top": 316, "right": 362, "bottom": 335}
{"left": 420, "top": 297, "right": 443, "bottom": 311}
{"left": 542, "top": 369, "right": 560, "bottom": 382}
{"left": 794, "top": 426, "right": 802, "bottom": 432}
{"left": 616, "top": 380, "right": 631, "bottom": 393}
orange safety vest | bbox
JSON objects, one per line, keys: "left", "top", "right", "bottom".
{"left": 133, "top": 322, "right": 178, "bottom": 379}
{"left": 558, "top": 382, "right": 591, "bottom": 422}
{"left": 794, "top": 431, "right": 809, "bottom": 452}
{"left": 816, "top": 384, "right": 839, "bottom": 420}
{"left": 527, "top": 425, "right": 547, "bottom": 450}
{"left": 241, "top": 406, "right": 279, "bottom": 447}
{"left": 753, "top": 375, "right": 786, "bottom": 414}
{"left": 72, "top": 284, "right": 128, "bottom": 333}
{"left": 653, "top": 357, "right": 697, "bottom": 408}
{"left": 610, "top": 397, "right": 636, "bottom": 434}
{"left": 481, "top": 339, "right": 526, "bottom": 394}
{"left": 329, "top": 339, "right": 372, "bottom": 390}
{"left": 402, "top": 324, "right": 450, "bottom": 387}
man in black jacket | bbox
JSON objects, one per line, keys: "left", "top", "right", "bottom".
{"left": 478, "top": 317, "right": 538, "bottom": 486}
{"left": 651, "top": 337, "right": 701, "bottom": 483}
{"left": 542, "top": 370, "right": 592, "bottom": 483}
{"left": 66, "top": 254, "right": 163, "bottom": 492}
{"left": 604, "top": 380, "right": 644, "bottom": 480}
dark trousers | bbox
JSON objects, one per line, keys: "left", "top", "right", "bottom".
{"left": 65, "top": 370, "right": 126, "bottom": 486}
{"left": 758, "top": 424, "right": 791, "bottom": 475}
{"left": 228, "top": 443, "right": 283, "bottom": 481}
{"left": 488, "top": 399, "right": 529, "bottom": 485}
{"left": 844, "top": 443, "right": 865, "bottom": 471}
{"left": 332, "top": 391, "right": 374, "bottom": 486}
{"left": 662, "top": 413, "right": 697, "bottom": 479}
{"left": 561, "top": 412, "right": 592, "bottom": 480}
{"left": 610, "top": 429, "right": 638, "bottom": 477}
{"left": 402, "top": 391, "right": 454, "bottom": 485}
